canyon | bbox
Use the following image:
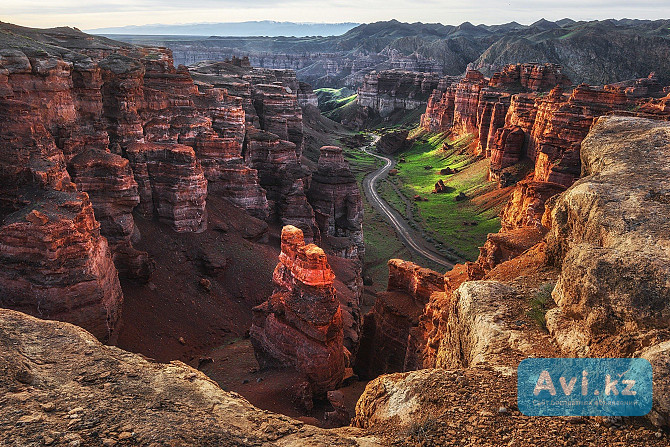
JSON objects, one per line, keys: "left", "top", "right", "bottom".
{"left": 2, "top": 19, "right": 670, "bottom": 447}
{"left": 3, "top": 116, "right": 670, "bottom": 446}
{"left": 112, "top": 18, "right": 670, "bottom": 89}
{"left": 0, "top": 22, "right": 364, "bottom": 415}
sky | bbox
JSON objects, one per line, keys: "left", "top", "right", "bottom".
{"left": 3, "top": 0, "right": 670, "bottom": 30}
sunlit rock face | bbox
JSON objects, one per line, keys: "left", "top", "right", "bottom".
{"left": 0, "top": 308, "right": 379, "bottom": 445}
{"left": 0, "top": 71, "right": 123, "bottom": 341}
{"left": 308, "top": 146, "right": 364, "bottom": 260}
{"left": 250, "top": 225, "right": 345, "bottom": 396}
{"left": 0, "top": 189, "right": 123, "bottom": 342}
{"left": 420, "top": 64, "right": 670, "bottom": 190}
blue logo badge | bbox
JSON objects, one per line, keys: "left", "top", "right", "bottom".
{"left": 518, "top": 358, "right": 653, "bottom": 416}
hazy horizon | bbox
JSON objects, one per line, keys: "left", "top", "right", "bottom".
{"left": 4, "top": 1, "right": 670, "bottom": 31}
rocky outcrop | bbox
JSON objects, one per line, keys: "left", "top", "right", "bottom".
{"left": 244, "top": 128, "right": 318, "bottom": 240}
{"left": 67, "top": 149, "right": 152, "bottom": 279}
{"left": 355, "top": 260, "right": 443, "bottom": 378}
{"left": 0, "top": 57, "right": 124, "bottom": 341}
{"left": 308, "top": 146, "right": 364, "bottom": 259}
{"left": 0, "top": 308, "right": 379, "bottom": 446}
{"left": 546, "top": 117, "right": 670, "bottom": 355}
{"left": 488, "top": 63, "right": 571, "bottom": 92}
{"left": 352, "top": 366, "right": 666, "bottom": 446}
{"left": 357, "top": 70, "right": 450, "bottom": 116}
{"left": 126, "top": 142, "right": 208, "bottom": 233}
{"left": 376, "top": 129, "right": 410, "bottom": 154}
{"left": 250, "top": 226, "right": 345, "bottom": 397}
{"left": 252, "top": 82, "right": 304, "bottom": 156}
{"left": 435, "top": 281, "right": 548, "bottom": 368}
{"left": 0, "top": 191, "right": 123, "bottom": 342}
{"left": 542, "top": 117, "right": 670, "bottom": 427}
{"left": 190, "top": 61, "right": 321, "bottom": 236}
{"left": 451, "top": 70, "right": 487, "bottom": 137}
{"left": 421, "top": 64, "right": 670, "bottom": 191}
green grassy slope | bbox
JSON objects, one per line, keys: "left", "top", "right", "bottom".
{"left": 388, "top": 131, "right": 504, "bottom": 261}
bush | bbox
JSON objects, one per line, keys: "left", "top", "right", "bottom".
{"left": 527, "top": 282, "right": 555, "bottom": 330}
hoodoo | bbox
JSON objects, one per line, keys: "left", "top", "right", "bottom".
{"left": 308, "top": 145, "right": 364, "bottom": 260}
{"left": 250, "top": 225, "right": 345, "bottom": 398}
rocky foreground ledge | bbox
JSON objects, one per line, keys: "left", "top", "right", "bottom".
{"left": 0, "top": 309, "right": 378, "bottom": 446}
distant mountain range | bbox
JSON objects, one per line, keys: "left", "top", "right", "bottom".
{"left": 87, "top": 21, "right": 359, "bottom": 37}
{"left": 109, "top": 18, "right": 670, "bottom": 87}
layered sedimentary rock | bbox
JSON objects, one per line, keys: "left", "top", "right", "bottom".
{"left": 0, "top": 191, "right": 123, "bottom": 342}
{"left": 357, "top": 70, "right": 456, "bottom": 116}
{"left": 250, "top": 226, "right": 345, "bottom": 396}
{"left": 451, "top": 70, "right": 487, "bottom": 137}
{"left": 68, "top": 149, "right": 152, "bottom": 279}
{"left": 546, "top": 117, "right": 670, "bottom": 352}
{"left": 422, "top": 64, "right": 670, "bottom": 192}
{"left": 544, "top": 117, "right": 670, "bottom": 427}
{"left": 488, "top": 63, "right": 571, "bottom": 92}
{"left": 191, "top": 62, "right": 305, "bottom": 152}
{"left": 126, "top": 142, "right": 208, "bottom": 232}
{"left": 0, "top": 63, "right": 124, "bottom": 340}
{"left": 297, "top": 81, "right": 319, "bottom": 108}
{"left": 420, "top": 88, "right": 456, "bottom": 132}
{"left": 244, "top": 128, "right": 318, "bottom": 240}
{"left": 252, "top": 82, "right": 304, "bottom": 156}
{"left": 190, "top": 61, "right": 321, "bottom": 234}
{"left": 308, "top": 146, "right": 364, "bottom": 259}
{"left": 0, "top": 308, "right": 378, "bottom": 446}
{"left": 355, "top": 260, "right": 443, "bottom": 378}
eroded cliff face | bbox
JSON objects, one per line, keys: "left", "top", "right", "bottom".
{"left": 0, "top": 27, "right": 369, "bottom": 346}
{"left": 250, "top": 226, "right": 345, "bottom": 399}
{"left": 355, "top": 259, "right": 443, "bottom": 378}
{"left": 356, "top": 117, "right": 670, "bottom": 433}
{"left": 0, "top": 50, "right": 124, "bottom": 341}
{"left": 190, "top": 61, "right": 326, "bottom": 241}
{"left": 421, "top": 64, "right": 670, "bottom": 189}
{"left": 357, "top": 70, "right": 457, "bottom": 116}
{"left": 308, "top": 146, "right": 364, "bottom": 260}
{"left": 544, "top": 117, "right": 670, "bottom": 426}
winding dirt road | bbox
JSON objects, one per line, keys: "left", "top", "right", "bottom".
{"left": 361, "top": 137, "right": 454, "bottom": 269}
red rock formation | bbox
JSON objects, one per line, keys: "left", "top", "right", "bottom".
{"left": 488, "top": 63, "right": 571, "bottom": 92}
{"left": 252, "top": 82, "right": 304, "bottom": 157}
{"left": 126, "top": 142, "right": 208, "bottom": 232}
{"left": 355, "top": 259, "right": 443, "bottom": 378}
{"left": 307, "top": 146, "right": 364, "bottom": 259}
{"left": 68, "top": 149, "right": 152, "bottom": 279}
{"left": 244, "top": 128, "right": 318, "bottom": 240}
{"left": 98, "top": 53, "right": 146, "bottom": 148}
{"left": 421, "top": 64, "right": 670, "bottom": 191}
{"left": 488, "top": 126, "right": 525, "bottom": 180}
{"left": 475, "top": 91, "right": 510, "bottom": 155}
{"left": 250, "top": 225, "right": 344, "bottom": 397}
{"left": 420, "top": 88, "right": 455, "bottom": 132}
{"left": 0, "top": 56, "right": 124, "bottom": 340}
{"left": 451, "top": 70, "right": 486, "bottom": 137}
{"left": 0, "top": 189, "right": 123, "bottom": 342}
